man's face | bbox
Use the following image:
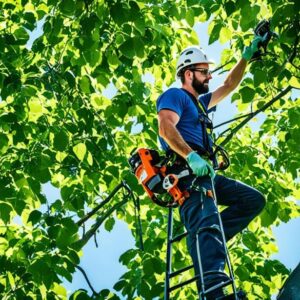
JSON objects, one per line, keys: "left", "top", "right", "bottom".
{"left": 190, "top": 63, "right": 212, "bottom": 94}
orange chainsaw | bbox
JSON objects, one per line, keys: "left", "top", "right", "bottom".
{"left": 128, "top": 148, "right": 189, "bottom": 207}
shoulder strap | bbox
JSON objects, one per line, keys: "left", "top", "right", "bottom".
{"left": 180, "top": 88, "right": 207, "bottom": 115}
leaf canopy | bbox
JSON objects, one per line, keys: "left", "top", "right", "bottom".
{"left": 0, "top": 0, "right": 299, "bottom": 299}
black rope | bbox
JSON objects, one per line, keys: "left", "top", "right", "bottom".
{"left": 122, "top": 181, "right": 144, "bottom": 251}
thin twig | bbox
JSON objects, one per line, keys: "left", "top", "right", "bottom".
{"left": 218, "top": 86, "right": 292, "bottom": 147}
{"left": 75, "top": 265, "right": 98, "bottom": 295}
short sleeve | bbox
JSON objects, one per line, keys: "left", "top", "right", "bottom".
{"left": 156, "top": 88, "right": 186, "bottom": 117}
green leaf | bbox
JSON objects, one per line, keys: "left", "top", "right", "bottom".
{"left": 254, "top": 69, "right": 266, "bottom": 86}
{"left": 240, "top": 86, "right": 255, "bottom": 103}
{"left": 69, "top": 290, "right": 91, "bottom": 300}
{"left": 219, "top": 27, "right": 232, "bottom": 44}
{"left": 59, "top": 0, "right": 76, "bottom": 16}
{"left": 224, "top": 1, "right": 236, "bottom": 16}
{"left": 0, "top": 201, "right": 13, "bottom": 223}
{"left": 119, "top": 39, "right": 135, "bottom": 58}
{"left": 235, "top": 265, "right": 250, "bottom": 281}
{"left": 73, "top": 143, "right": 87, "bottom": 161}
{"left": 113, "top": 280, "right": 127, "bottom": 292}
{"left": 54, "top": 130, "right": 69, "bottom": 151}
{"left": 110, "top": 3, "right": 128, "bottom": 26}
{"left": 28, "top": 258, "right": 53, "bottom": 288}
{"left": 79, "top": 76, "right": 92, "bottom": 94}
{"left": 0, "top": 237, "right": 9, "bottom": 255}
{"left": 13, "top": 27, "right": 29, "bottom": 45}
{"left": 119, "top": 37, "right": 145, "bottom": 59}
{"left": 185, "top": 10, "right": 195, "bottom": 27}
{"left": 83, "top": 50, "right": 101, "bottom": 67}
{"left": 0, "top": 133, "right": 9, "bottom": 154}
{"left": 134, "top": 17, "right": 145, "bottom": 36}
{"left": 240, "top": 4, "right": 260, "bottom": 31}
{"left": 56, "top": 219, "right": 78, "bottom": 248}
{"left": 28, "top": 210, "right": 42, "bottom": 225}
{"left": 289, "top": 76, "right": 300, "bottom": 88}
{"left": 119, "top": 249, "right": 138, "bottom": 265}
{"left": 143, "top": 258, "right": 155, "bottom": 276}
{"left": 242, "top": 232, "right": 258, "bottom": 250}
{"left": 7, "top": 271, "right": 15, "bottom": 290}
{"left": 208, "top": 23, "right": 222, "bottom": 45}
{"left": 52, "top": 283, "right": 67, "bottom": 297}
{"left": 104, "top": 217, "right": 115, "bottom": 232}
{"left": 140, "top": 280, "right": 151, "bottom": 298}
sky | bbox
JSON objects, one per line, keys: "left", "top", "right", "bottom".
{"left": 27, "top": 17, "right": 300, "bottom": 298}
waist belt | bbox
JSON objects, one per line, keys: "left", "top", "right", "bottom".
{"left": 166, "top": 142, "right": 211, "bottom": 166}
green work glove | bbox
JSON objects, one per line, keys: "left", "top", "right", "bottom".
{"left": 186, "top": 151, "right": 215, "bottom": 178}
{"left": 242, "top": 34, "right": 267, "bottom": 61}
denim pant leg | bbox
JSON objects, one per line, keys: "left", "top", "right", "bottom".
{"left": 179, "top": 176, "right": 227, "bottom": 294}
{"left": 214, "top": 175, "right": 266, "bottom": 241}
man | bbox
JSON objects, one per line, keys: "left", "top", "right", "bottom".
{"left": 156, "top": 36, "right": 266, "bottom": 299}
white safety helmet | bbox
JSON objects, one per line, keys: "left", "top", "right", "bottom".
{"left": 176, "top": 46, "right": 214, "bottom": 79}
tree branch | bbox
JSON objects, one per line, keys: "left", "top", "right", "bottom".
{"left": 216, "top": 33, "right": 299, "bottom": 146}
{"left": 218, "top": 86, "right": 293, "bottom": 147}
{"left": 79, "top": 196, "right": 130, "bottom": 247}
{"left": 211, "top": 59, "right": 235, "bottom": 74}
{"left": 213, "top": 112, "right": 255, "bottom": 130}
{"left": 77, "top": 182, "right": 125, "bottom": 227}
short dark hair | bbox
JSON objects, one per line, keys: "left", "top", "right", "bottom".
{"left": 178, "top": 64, "right": 196, "bottom": 84}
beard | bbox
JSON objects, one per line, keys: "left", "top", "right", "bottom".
{"left": 192, "top": 75, "right": 209, "bottom": 94}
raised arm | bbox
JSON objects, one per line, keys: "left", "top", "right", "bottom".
{"left": 209, "top": 34, "right": 267, "bottom": 109}
{"left": 209, "top": 58, "right": 247, "bottom": 109}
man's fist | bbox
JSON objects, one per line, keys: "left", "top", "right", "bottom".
{"left": 186, "top": 151, "right": 215, "bottom": 178}
{"left": 242, "top": 33, "right": 268, "bottom": 61}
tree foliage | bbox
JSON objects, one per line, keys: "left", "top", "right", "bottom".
{"left": 0, "top": 0, "right": 299, "bottom": 299}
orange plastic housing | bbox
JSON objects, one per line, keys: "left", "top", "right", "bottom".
{"left": 133, "top": 148, "right": 188, "bottom": 206}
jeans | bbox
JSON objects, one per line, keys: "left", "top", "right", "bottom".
{"left": 178, "top": 174, "right": 266, "bottom": 297}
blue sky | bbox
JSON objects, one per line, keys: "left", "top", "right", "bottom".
{"left": 28, "top": 17, "right": 299, "bottom": 298}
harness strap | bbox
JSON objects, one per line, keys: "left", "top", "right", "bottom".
{"left": 180, "top": 89, "right": 214, "bottom": 156}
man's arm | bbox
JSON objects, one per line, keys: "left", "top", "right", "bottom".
{"left": 209, "top": 34, "right": 267, "bottom": 109}
{"left": 158, "top": 109, "right": 193, "bottom": 158}
{"left": 209, "top": 58, "right": 247, "bottom": 109}
{"left": 158, "top": 109, "right": 215, "bottom": 177}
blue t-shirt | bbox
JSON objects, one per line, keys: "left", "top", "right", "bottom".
{"left": 156, "top": 88, "right": 212, "bottom": 151}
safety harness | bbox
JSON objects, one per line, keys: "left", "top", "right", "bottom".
{"left": 128, "top": 90, "right": 231, "bottom": 207}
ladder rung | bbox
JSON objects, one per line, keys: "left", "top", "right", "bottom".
{"left": 203, "top": 270, "right": 230, "bottom": 278}
{"left": 169, "top": 264, "right": 194, "bottom": 278}
{"left": 197, "top": 225, "right": 222, "bottom": 235}
{"left": 169, "top": 276, "right": 199, "bottom": 292}
{"left": 169, "top": 278, "right": 233, "bottom": 295}
{"left": 170, "top": 231, "right": 188, "bottom": 243}
{"left": 203, "top": 279, "right": 233, "bottom": 295}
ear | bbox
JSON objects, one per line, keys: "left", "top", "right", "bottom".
{"left": 188, "top": 70, "right": 194, "bottom": 82}
{"left": 185, "top": 69, "right": 193, "bottom": 82}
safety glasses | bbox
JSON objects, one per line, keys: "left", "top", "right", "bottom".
{"left": 189, "top": 68, "right": 211, "bottom": 76}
